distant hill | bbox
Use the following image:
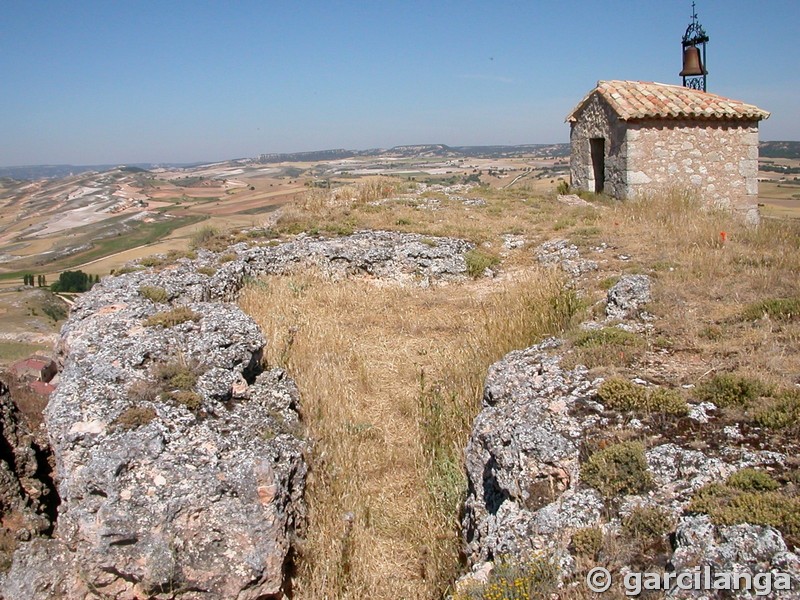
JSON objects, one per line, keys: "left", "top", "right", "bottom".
{"left": 760, "top": 141, "right": 800, "bottom": 159}
{"left": 3, "top": 144, "right": 574, "bottom": 180}
{"left": 255, "top": 143, "right": 569, "bottom": 163}
{"left": 0, "top": 162, "right": 201, "bottom": 181}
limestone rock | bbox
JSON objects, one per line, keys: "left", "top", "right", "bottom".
{"left": 669, "top": 515, "right": 800, "bottom": 598}
{"left": 4, "top": 266, "right": 307, "bottom": 599}
{"left": 536, "top": 239, "right": 598, "bottom": 276}
{"left": 0, "top": 381, "right": 56, "bottom": 551}
{"left": 606, "top": 274, "right": 651, "bottom": 320}
{"left": 463, "top": 339, "right": 601, "bottom": 563}
{"left": 3, "top": 229, "right": 476, "bottom": 598}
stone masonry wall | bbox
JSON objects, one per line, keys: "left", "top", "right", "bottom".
{"left": 625, "top": 119, "right": 760, "bottom": 219}
{"left": 569, "top": 94, "right": 627, "bottom": 198}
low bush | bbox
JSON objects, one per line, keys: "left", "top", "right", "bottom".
{"left": 153, "top": 360, "right": 197, "bottom": 392}
{"left": 597, "top": 378, "right": 689, "bottom": 416}
{"left": 622, "top": 506, "right": 672, "bottom": 541}
{"left": 693, "top": 373, "right": 769, "bottom": 408}
{"left": 138, "top": 285, "right": 169, "bottom": 303}
{"left": 753, "top": 389, "right": 800, "bottom": 430}
{"left": 689, "top": 483, "right": 800, "bottom": 546}
{"left": 189, "top": 225, "right": 221, "bottom": 250}
{"left": 571, "top": 327, "right": 644, "bottom": 368}
{"left": 464, "top": 249, "right": 500, "bottom": 278}
{"left": 114, "top": 406, "right": 157, "bottom": 430}
{"left": 727, "top": 468, "right": 780, "bottom": 492}
{"left": 581, "top": 441, "right": 653, "bottom": 498}
{"left": 742, "top": 297, "right": 800, "bottom": 322}
{"left": 166, "top": 390, "right": 203, "bottom": 411}
{"left": 197, "top": 266, "right": 217, "bottom": 276}
{"left": 453, "top": 555, "right": 560, "bottom": 600}
{"left": 143, "top": 306, "right": 201, "bottom": 328}
{"left": 597, "top": 377, "right": 647, "bottom": 411}
{"left": 571, "top": 527, "right": 604, "bottom": 558}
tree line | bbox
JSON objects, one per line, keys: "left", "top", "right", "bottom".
{"left": 22, "top": 270, "right": 100, "bottom": 293}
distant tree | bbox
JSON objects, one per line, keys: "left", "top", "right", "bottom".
{"left": 51, "top": 270, "right": 91, "bottom": 293}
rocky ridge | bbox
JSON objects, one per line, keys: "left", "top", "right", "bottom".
{"left": 0, "top": 230, "right": 474, "bottom": 599}
{"left": 460, "top": 256, "right": 800, "bottom": 597}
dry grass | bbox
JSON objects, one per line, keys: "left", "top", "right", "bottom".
{"left": 237, "top": 179, "right": 800, "bottom": 598}
{"left": 239, "top": 267, "right": 577, "bottom": 599}
{"left": 597, "top": 187, "right": 800, "bottom": 385}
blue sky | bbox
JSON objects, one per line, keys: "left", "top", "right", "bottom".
{"left": 1, "top": 0, "right": 797, "bottom": 166}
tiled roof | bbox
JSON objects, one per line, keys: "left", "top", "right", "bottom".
{"left": 566, "top": 80, "right": 770, "bottom": 122}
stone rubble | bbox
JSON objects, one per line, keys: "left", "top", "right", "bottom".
{"left": 536, "top": 239, "right": 598, "bottom": 276}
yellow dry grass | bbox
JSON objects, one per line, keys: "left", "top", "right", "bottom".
{"left": 238, "top": 178, "right": 800, "bottom": 598}
{"left": 239, "top": 268, "right": 577, "bottom": 599}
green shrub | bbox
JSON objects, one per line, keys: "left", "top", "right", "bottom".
{"left": 581, "top": 441, "right": 653, "bottom": 498}
{"left": 574, "top": 327, "right": 641, "bottom": 349}
{"left": 646, "top": 388, "right": 690, "bottom": 416}
{"left": 41, "top": 297, "right": 68, "bottom": 322}
{"left": 597, "top": 377, "right": 648, "bottom": 411}
{"left": 693, "top": 373, "right": 768, "bottom": 408}
{"left": 138, "top": 285, "right": 169, "bottom": 303}
{"left": 464, "top": 249, "right": 500, "bottom": 278}
{"left": 753, "top": 390, "right": 800, "bottom": 430}
{"left": 189, "top": 225, "right": 221, "bottom": 250}
{"left": 571, "top": 527, "right": 604, "bottom": 558}
{"left": 742, "top": 297, "right": 800, "bottom": 321}
{"left": 143, "top": 306, "right": 201, "bottom": 328}
{"left": 139, "top": 256, "right": 166, "bottom": 268}
{"left": 114, "top": 406, "right": 157, "bottom": 430}
{"left": 689, "top": 483, "right": 800, "bottom": 546}
{"left": 453, "top": 555, "right": 560, "bottom": 600}
{"left": 597, "top": 378, "right": 689, "bottom": 416}
{"left": 727, "top": 468, "right": 780, "bottom": 492}
{"left": 556, "top": 180, "right": 570, "bottom": 195}
{"left": 197, "top": 266, "right": 217, "bottom": 276}
{"left": 622, "top": 506, "right": 672, "bottom": 541}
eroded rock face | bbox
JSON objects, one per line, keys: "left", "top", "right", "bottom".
{"left": 669, "top": 515, "right": 800, "bottom": 598}
{"left": 605, "top": 274, "right": 651, "bottom": 320}
{"left": 462, "top": 338, "right": 800, "bottom": 596}
{"left": 3, "top": 289, "right": 306, "bottom": 598}
{"left": 0, "top": 381, "right": 56, "bottom": 551}
{"left": 462, "top": 338, "right": 602, "bottom": 563}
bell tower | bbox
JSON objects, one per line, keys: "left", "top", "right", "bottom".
{"left": 680, "top": 2, "right": 709, "bottom": 91}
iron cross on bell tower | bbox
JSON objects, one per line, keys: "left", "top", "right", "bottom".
{"left": 680, "top": 2, "right": 709, "bottom": 91}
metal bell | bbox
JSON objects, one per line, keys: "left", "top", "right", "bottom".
{"left": 680, "top": 45, "right": 706, "bottom": 76}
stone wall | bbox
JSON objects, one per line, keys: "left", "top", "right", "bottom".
{"left": 568, "top": 94, "right": 627, "bottom": 199}
{"left": 625, "top": 119, "right": 760, "bottom": 220}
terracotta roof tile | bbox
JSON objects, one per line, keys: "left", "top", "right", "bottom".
{"left": 566, "top": 80, "right": 770, "bottom": 122}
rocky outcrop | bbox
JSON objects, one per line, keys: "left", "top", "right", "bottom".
{"left": 669, "top": 515, "right": 800, "bottom": 598}
{"left": 536, "top": 239, "right": 598, "bottom": 276}
{"left": 461, "top": 337, "right": 800, "bottom": 597}
{"left": 0, "top": 381, "right": 56, "bottom": 557}
{"left": 2, "top": 230, "right": 474, "bottom": 599}
{"left": 605, "top": 274, "right": 652, "bottom": 320}
{"left": 462, "top": 338, "right": 602, "bottom": 564}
